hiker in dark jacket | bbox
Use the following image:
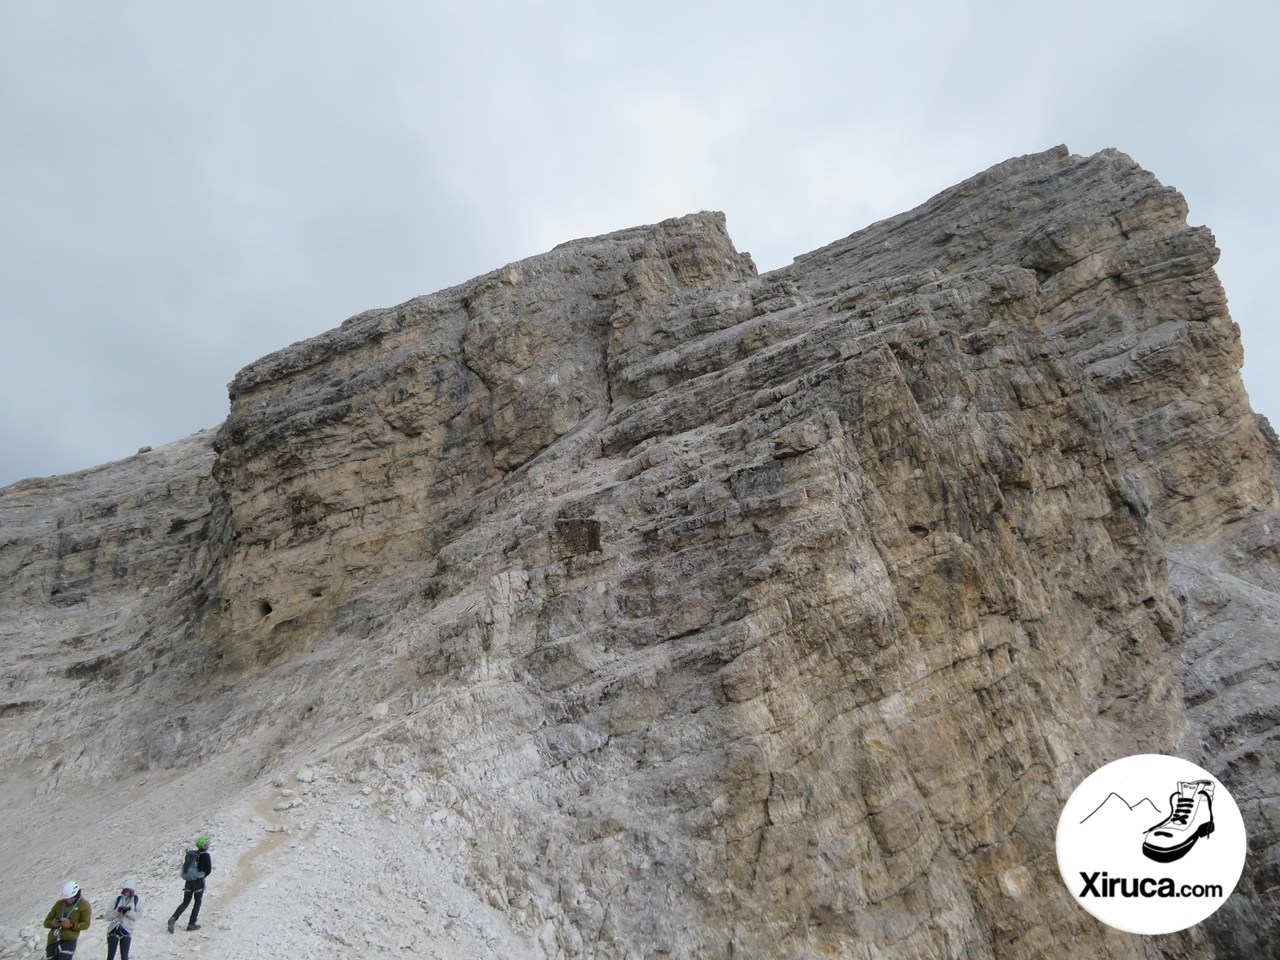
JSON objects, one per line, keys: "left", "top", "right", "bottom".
{"left": 44, "top": 881, "right": 91, "bottom": 958}
{"left": 167, "top": 835, "right": 213, "bottom": 933}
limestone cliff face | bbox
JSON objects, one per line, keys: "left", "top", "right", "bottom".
{"left": 0, "top": 434, "right": 217, "bottom": 773}
{"left": 2, "top": 147, "right": 1277, "bottom": 959}
{"left": 206, "top": 213, "right": 757, "bottom": 668}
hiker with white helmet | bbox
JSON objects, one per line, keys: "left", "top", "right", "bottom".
{"left": 167, "top": 834, "right": 213, "bottom": 933}
{"left": 104, "top": 881, "right": 141, "bottom": 960}
{"left": 43, "top": 881, "right": 91, "bottom": 958}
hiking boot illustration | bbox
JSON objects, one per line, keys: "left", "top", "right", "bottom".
{"left": 1142, "top": 780, "right": 1215, "bottom": 863}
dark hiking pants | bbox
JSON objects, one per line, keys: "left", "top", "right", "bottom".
{"left": 106, "top": 928, "right": 131, "bottom": 960}
{"left": 171, "top": 881, "right": 205, "bottom": 925}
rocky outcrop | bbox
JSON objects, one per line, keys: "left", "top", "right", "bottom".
{"left": 1, "top": 146, "right": 1276, "bottom": 959}
{"left": 0, "top": 432, "right": 218, "bottom": 778}
{"left": 205, "top": 213, "right": 757, "bottom": 669}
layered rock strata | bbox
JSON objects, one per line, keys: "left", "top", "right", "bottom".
{"left": 1, "top": 146, "right": 1277, "bottom": 959}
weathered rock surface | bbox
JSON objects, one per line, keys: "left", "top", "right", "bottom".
{"left": 2, "top": 146, "right": 1277, "bottom": 959}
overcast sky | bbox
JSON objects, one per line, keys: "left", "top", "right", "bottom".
{"left": 2, "top": 2, "right": 1276, "bottom": 487}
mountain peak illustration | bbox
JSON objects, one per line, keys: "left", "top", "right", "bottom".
{"left": 1081, "top": 792, "right": 1162, "bottom": 825}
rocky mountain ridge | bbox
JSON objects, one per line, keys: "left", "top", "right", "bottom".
{"left": 1, "top": 145, "right": 1277, "bottom": 959}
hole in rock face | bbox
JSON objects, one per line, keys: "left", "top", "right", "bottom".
{"left": 555, "top": 518, "right": 602, "bottom": 557}
{"left": 310, "top": 588, "right": 324, "bottom": 598}
{"left": 257, "top": 599, "right": 274, "bottom": 618}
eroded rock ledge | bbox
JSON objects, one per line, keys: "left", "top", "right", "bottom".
{"left": 2, "top": 146, "right": 1277, "bottom": 959}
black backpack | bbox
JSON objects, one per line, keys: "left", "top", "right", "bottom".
{"left": 180, "top": 849, "right": 202, "bottom": 881}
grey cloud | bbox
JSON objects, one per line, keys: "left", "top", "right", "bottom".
{"left": 2, "top": 1, "right": 1277, "bottom": 485}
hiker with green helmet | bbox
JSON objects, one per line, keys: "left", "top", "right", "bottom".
{"left": 167, "top": 835, "right": 213, "bottom": 933}
{"left": 43, "top": 881, "right": 90, "bottom": 958}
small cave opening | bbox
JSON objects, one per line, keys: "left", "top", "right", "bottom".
{"left": 257, "top": 599, "right": 274, "bottom": 618}
{"left": 555, "top": 517, "right": 603, "bottom": 558}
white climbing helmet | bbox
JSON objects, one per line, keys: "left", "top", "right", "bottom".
{"left": 62, "top": 881, "right": 80, "bottom": 899}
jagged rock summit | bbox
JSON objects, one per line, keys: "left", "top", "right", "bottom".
{"left": 2, "top": 146, "right": 1278, "bottom": 959}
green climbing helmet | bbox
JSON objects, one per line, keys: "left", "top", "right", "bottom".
{"left": 195, "top": 835, "right": 209, "bottom": 850}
